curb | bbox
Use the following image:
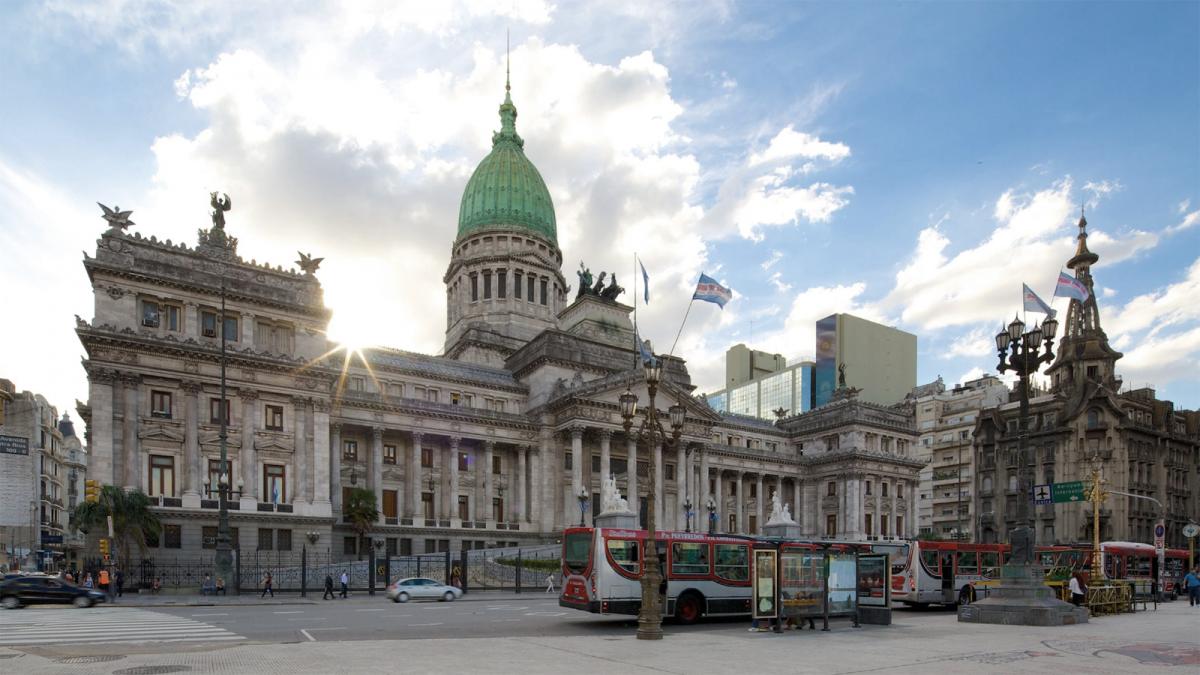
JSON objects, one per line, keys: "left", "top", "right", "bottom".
{"left": 97, "top": 592, "right": 553, "bottom": 608}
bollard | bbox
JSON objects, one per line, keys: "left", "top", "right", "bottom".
{"left": 301, "top": 546, "right": 308, "bottom": 598}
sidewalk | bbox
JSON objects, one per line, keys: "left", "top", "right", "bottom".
{"left": 96, "top": 589, "right": 546, "bottom": 607}
{"left": 4, "top": 599, "right": 1198, "bottom": 673}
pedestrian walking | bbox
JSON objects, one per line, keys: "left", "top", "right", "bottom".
{"left": 1068, "top": 572, "right": 1086, "bottom": 607}
{"left": 115, "top": 568, "right": 125, "bottom": 598}
{"left": 339, "top": 570, "right": 349, "bottom": 598}
{"left": 323, "top": 574, "right": 335, "bottom": 600}
{"left": 83, "top": 573, "right": 94, "bottom": 589}
{"left": 261, "top": 572, "right": 274, "bottom": 598}
{"left": 98, "top": 568, "right": 110, "bottom": 595}
{"left": 545, "top": 573, "right": 555, "bottom": 593}
{"left": 1184, "top": 567, "right": 1200, "bottom": 607}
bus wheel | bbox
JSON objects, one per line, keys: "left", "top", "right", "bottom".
{"left": 958, "top": 586, "right": 975, "bottom": 606}
{"left": 675, "top": 592, "right": 704, "bottom": 625}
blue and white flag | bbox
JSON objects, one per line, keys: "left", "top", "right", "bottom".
{"left": 1053, "top": 271, "right": 1090, "bottom": 303}
{"left": 693, "top": 273, "right": 732, "bottom": 308}
{"left": 272, "top": 484, "right": 280, "bottom": 505}
{"left": 640, "top": 259, "right": 650, "bottom": 304}
{"left": 1022, "top": 283, "right": 1055, "bottom": 316}
{"left": 634, "top": 328, "right": 655, "bottom": 366}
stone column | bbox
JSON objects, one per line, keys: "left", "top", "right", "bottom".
{"left": 908, "top": 481, "right": 917, "bottom": 538}
{"left": 848, "top": 475, "right": 861, "bottom": 540}
{"left": 448, "top": 437, "right": 460, "bottom": 522}
{"left": 653, "top": 441, "right": 664, "bottom": 527}
{"left": 239, "top": 389, "right": 258, "bottom": 505}
{"left": 121, "top": 374, "right": 141, "bottom": 491}
{"left": 676, "top": 442, "right": 687, "bottom": 530}
{"left": 773, "top": 475, "right": 782, "bottom": 515}
{"left": 372, "top": 427, "right": 384, "bottom": 522}
{"left": 516, "top": 445, "right": 528, "bottom": 523}
{"left": 626, "top": 437, "right": 638, "bottom": 516}
{"left": 87, "top": 370, "right": 116, "bottom": 486}
{"left": 874, "top": 476, "right": 882, "bottom": 539}
{"left": 700, "top": 448, "right": 710, "bottom": 513}
{"left": 735, "top": 472, "right": 744, "bottom": 533}
{"left": 530, "top": 446, "right": 542, "bottom": 528}
{"left": 408, "top": 432, "right": 422, "bottom": 518}
{"left": 312, "top": 400, "right": 331, "bottom": 509}
{"left": 714, "top": 469, "right": 724, "bottom": 532}
{"left": 890, "top": 480, "right": 898, "bottom": 539}
{"left": 183, "top": 301, "right": 199, "bottom": 339}
{"left": 484, "top": 441, "right": 495, "bottom": 523}
{"left": 330, "top": 423, "right": 343, "bottom": 513}
{"left": 755, "top": 474, "right": 764, "bottom": 534}
{"left": 181, "top": 381, "right": 201, "bottom": 501}
{"left": 812, "top": 479, "right": 823, "bottom": 537}
{"left": 569, "top": 428, "right": 584, "bottom": 516}
{"left": 599, "top": 430, "right": 612, "bottom": 483}
{"left": 537, "top": 428, "right": 554, "bottom": 532}
{"left": 793, "top": 479, "right": 802, "bottom": 528}
{"left": 292, "top": 396, "right": 308, "bottom": 505}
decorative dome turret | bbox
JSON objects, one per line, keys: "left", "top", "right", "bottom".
{"left": 456, "top": 70, "right": 557, "bottom": 245}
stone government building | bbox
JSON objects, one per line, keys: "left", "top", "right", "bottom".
{"left": 76, "top": 79, "right": 923, "bottom": 561}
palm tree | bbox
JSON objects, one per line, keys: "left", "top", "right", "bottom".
{"left": 343, "top": 488, "right": 379, "bottom": 561}
{"left": 71, "top": 486, "right": 162, "bottom": 570}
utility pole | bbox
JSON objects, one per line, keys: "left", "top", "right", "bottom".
{"left": 1087, "top": 462, "right": 1106, "bottom": 579}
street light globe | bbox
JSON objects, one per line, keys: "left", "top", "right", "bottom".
{"left": 1007, "top": 314, "right": 1025, "bottom": 342}
{"left": 1042, "top": 314, "right": 1059, "bottom": 339}
{"left": 668, "top": 404, "right": 686, "bottom": 431}
{"left": 995, "top": 328, "right": 1011, "bottom": 353}
{"left": 644, "top": 361, "right": 662, "bottom": 386}
{"left": 619, "top": 389, "right": 638, "bottom": 420}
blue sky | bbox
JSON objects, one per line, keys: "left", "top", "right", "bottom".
{"left": 1, "top": 0, "right": 1197, "bottom": 417}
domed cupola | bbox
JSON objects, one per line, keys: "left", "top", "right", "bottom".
{"left": 456, "top": 74, "right": 557, "bottom": 245}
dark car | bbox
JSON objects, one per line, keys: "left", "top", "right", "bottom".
{"left": 0, "top": 576, "right": 107, "bottom": 609}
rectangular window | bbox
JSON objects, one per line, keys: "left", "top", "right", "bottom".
{"left": 865, "top": 513, "right": 873, "bottom": 536}
{"left": 470, "top": 274, "right": 479, "bottom": 301}
{"left": 151, "top": 391, "right": 172, "bottom": 419}
{"left": 483, "top": 272, "right": 492, "bottom": 299}
{"left": 209, "top": 398, "right": 230, "bottom": 424}
{"left": 202, "top": 526, "right": 218, "bottom": 549}
{"left": 265, "top": 404, "right": 284, "bottom": 431}
{"left": 882, "top": 482, "right": 889, "bottom": 497}
{"left": 611, "top": 458, "right": 628, "bottom": 476}
{"left": 383, "top": 490, "right": 398, "bottom": 519}
{"left": 492, "top": 454, "right": 501, "bottom": 475}
{"left": 148, "top": 455, "right": 175, "bottom": 497}
{"left": 163, "top": 524, "right": 181, "bottom": 549}
{"left": 638, "top": 461, "right": 648, "bottom": 478}
{"left": 255, "top": 320, "right": 293, "bottom": 353}
{"left": 383, "top": 444, "right": 397, "bottom": 464}
{"left": 714, "top": 543, "right": 749, "bottom": 581}
{"left": 344, "top": 537, "right": 357, "bottom": 555}
{"left": 388, "top": 382, "right": 404, "bottom": 397}
{"left": 458, "top": 452, "right": 469, "bottom": 471}
{"left": 514, "top": 272, "right": 523, "bottom": 300}
{"left": 671, "top": 542, "right": 709, "bottom": 575}
{"left": 826, "top": 514, "right": 837, "bottom": 537}
{"left": 827, "top": 481, "right": 837, "bottom": 496}
{"left": 865, "top": 480, "right": 872, "bottom": 496}
{"left": 421, "top": 447, "right": 433, "bottom": 468}
{"left": 386, "top": 538, "right": 397, "bottom": 557}
{"left": 207, "top": 459, "right": 231, "bottom": 494}
{"left": 142, "top": 299, "right": 161, "bottom": 327}
{"left": 349, "top": 376, "right": 365, "bottom": 391}
{"left": 277, "top": 529, "right": 292, "bottom": 551}
{"left": 607, "top": 539, "right": 640, "bottom": 574}
{"left": 201, "top": 311, "right": 218, "bottom": 337}
{"left": 450, "top": 392, "right": 461, "bottom": 405}
{"left": 223, "top": 315, "right": 239, "bottom": 342}
{"left": 497, "top": 270, "right": 507, "bottom": 298}
{"left": 426, "top": 389, "right": 438, "bottom": 403}
{"left": 540, "top": 279, "right": 548, "bottom": 305}
{"left": 895, "top": 516, "right": 903, "bottom": 537}
{"left": 749, "top": 481, "right": 756, "bottom": 498}
{"left": 564, "top": 452, "right": 572, "bottom": 470}
{"left": 422, "top": 492, "right": 434, "bottom": 520}
{"left": 258, "top": 528, "right": 274, "bottom": 551}
{"left": 492, "top": 497, "right": 504, "bottom": 522}
{"left": 527, "top": 276, "right": 535, "bottom": 301}
{"left": 264, "top": 464, "right": 285, "bottom": 503}
{"left": 458, "top": 495, "right": 470, "bottom": 521}
{"left": 591, "top": 454, "right": 601, "bottom": 473}
{"left": 665, "top": 464, "right": 675, "bottom": 480}
{"left": 343, "top": 440, "right": 358, "bottom": 460}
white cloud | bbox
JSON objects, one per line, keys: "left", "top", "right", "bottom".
{"left": 768, "top": 271, "right": 792, "bottom": 293}
{"left": 748, "top": 125, "right": 850, "bottom": 167}
{"left": 1102, "top": 287, "right": 1117, "bottom": 298}
{"left": 732, "top": 176, "right": 854, "bottom": 241}
{"left": 956, "top": 366, "right": 987, "bottom": 386}
{"left": 1082, "top": 178, "right": 1123, "bottom": 203}
{"left": 945, "top": 327, "right": 994, "bottom": 359}
{"left": 761, "top": 249, "right": 783, "bottom": 271}
{"left": 1166, "top": 209, "right": 1200, "bottom": 235}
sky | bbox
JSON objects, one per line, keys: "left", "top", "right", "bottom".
{"left": 0, "top": 0, "right": 1198, "bottom": 422}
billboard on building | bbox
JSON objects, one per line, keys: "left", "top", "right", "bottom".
{"left": 814, "top": 316, "right": 838, "bottom": 408}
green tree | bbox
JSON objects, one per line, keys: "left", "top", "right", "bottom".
{"left": 343, "top": 488, "right": 379, "bottom": 560}
{"left": 70, "top": 485, "right": 162, "bottom": 570}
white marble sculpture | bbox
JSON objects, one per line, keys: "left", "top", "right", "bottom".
{"left": 600, "top": 472, "right": 631, "bottom": 514}
{"left": 765, "top": 489, "right": 797, "bottom": 526}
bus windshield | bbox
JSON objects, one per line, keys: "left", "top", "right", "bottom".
{"left": 563, "top": 532, "right": 593, "bottom": 575}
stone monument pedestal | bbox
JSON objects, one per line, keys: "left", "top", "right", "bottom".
{"left": 762, "top": 522, "right": 802, "bottom": 539}
{"left": 594, "top": 511, "right": 638, "bottom": 529}
{"left": 957, "top": 563, "right": 1089, "bottom": 626}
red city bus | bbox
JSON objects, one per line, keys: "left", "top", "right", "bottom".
{"left": 559, "top": 527, "right": 865, "bottom": 623}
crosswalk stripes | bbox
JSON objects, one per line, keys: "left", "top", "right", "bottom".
{"left": 0, "top": 607, "right": 245, "bottom": 646}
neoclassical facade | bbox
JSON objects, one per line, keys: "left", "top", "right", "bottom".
{"left": 76, "top": 80, "right": 923, "bottom": 560}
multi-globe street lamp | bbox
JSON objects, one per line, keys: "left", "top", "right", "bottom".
{"left": 619, "top": 361, "right": 686, "bottom": 641}
{"left": 705, "top": 497, "right": 716, "bottom": 536}
{"left": 682, "top": 497, "right": 694, "bottom": 533}
{"left": 993, "top": 312, "right": 1058, "bottom": 564}
{"left": 577, "top": 488, "right": 589, "bottom": 528}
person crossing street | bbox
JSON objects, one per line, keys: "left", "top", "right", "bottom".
{"left": 323, "top": 574, "right": 335, "bottom": 600}
{"left": 339, "top": 570, "right": 349, "bottom": 598}
{"left": 1184, "top": 567, "right": 1200, "bottom": 607}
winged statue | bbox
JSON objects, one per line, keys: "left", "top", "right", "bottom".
{"left": 296, "top": 251, "right": 324, "bottom": 275}
{"left": 97, "top": 202, "right": 135, "bottom": 231}
{"left": 210, "top": 192, "right": 232, "bottom": 230}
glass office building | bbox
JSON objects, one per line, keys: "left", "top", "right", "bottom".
{"left": 704, "top": 362, "right": 813, "bottom": 421}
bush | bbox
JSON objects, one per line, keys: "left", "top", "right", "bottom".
{"left": 495, "top": 557, "right": 560, "bottom": 573}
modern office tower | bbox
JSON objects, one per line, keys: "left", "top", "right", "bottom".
{"left": 725, "top": 343, "right": 787, "bottom": 388}
{"left": 813, "top": 313, "right": 917, "bottom": 408}
{"left": 705, "top": 360, "right": 814, "bottom": 421}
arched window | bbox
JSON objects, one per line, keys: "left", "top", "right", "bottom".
{"left": 1007, "top": 475, "right": 1018, "bottom": 491}
{"left": 1086, "top": 409, "right": 1100, "bottom": 429}
{"left": 982, "top": 476, "right": 993, "bottom": 493}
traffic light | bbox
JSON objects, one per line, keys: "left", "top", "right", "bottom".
{"left": 85, "top": 480, "right": 99, "bottom": 503}
{"left": 98, "top": 538, "right": 110, "bottom": 557}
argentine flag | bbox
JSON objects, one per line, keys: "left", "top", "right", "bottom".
{"left": 693, "top": 273, "right": 732, "bottom": 308}
{"left": 1053, "top": 272, "right": 1090, "bottom": 303}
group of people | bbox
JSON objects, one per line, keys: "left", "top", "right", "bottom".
{"left": 60, "top": 567, "right": 123, "bottom": 598}
{"left": 321, "top": 571, "right": 350, "bottom": 599}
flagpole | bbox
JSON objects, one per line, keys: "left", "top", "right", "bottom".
{"left": 667, "top": 297, "right": 696, "bottom": 360}
{"left": 633, "top": 253, "right": 639, "bottom": 369}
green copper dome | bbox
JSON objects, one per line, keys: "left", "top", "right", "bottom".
{"left": 457, "top": 82, "right": 557, "bottom": 244}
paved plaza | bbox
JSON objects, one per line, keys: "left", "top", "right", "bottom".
{"left": 0, "top": 599, "right": 1196, "bottom": 674}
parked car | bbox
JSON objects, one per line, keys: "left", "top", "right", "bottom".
{"left": 0, "top": 576, "right": 107, "bottom": 609}
{"left": 386, "top": 577, "right": 463, "bottom": 603}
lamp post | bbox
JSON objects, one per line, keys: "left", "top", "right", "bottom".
{"left": 577, "top": 488, "right": 589, "bottom": 528}
{"left": 619, "top": 360, "right": 686, "bottom": 641}
{"left": 683, "top": 497, "right": 694, "bottom": 533}
{"left": 994, "top": 312, "right": 1058, "bottom": 565}
{"left": 212, "top": 276, "right": 235, "bottom": 589}
{"left": 706, "top": 497, "right": 716, "bottom": 536}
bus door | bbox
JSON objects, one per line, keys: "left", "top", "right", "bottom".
{"left": 940, "top": 552, "right": 955, "bottom": 603}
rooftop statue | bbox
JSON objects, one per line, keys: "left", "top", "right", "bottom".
{"left": 210, "top": 192, "right": 232, "bottom": 231}
{"left": 576, "top": 262, "right": 593, "bottom": 300}
{"left": 295, "top": 251, "right": 324, "bottom": 275}
{"left": 600, "top": 274, "right": 624, "bottom": 301}
{"left": 97, "top": 203, "right": 135, "bottom": 231}
{"left": 198, "top": 191, "right": 238, "bottom": 256}
{"left": 575, "top": 261, "right": 625, "bottom": 302}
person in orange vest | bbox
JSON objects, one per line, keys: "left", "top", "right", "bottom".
{"left": 98, "top": 568, "right": 110, "bottom": 593}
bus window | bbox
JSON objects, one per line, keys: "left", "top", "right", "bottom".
{"left": 1129, "top": 555, "right": 1151, "bottom": 577}
{"left": 957, "top": 551, "right": 978, "bottom": 575}
{"left": 1038, "top": 551, "right": 1056, "bottom": 567}
{"left": 606, "top": 539, "right": 640, "bottom": 574}
{"left": 921, "top": 549, "right": 940, "bottom": 575}
{"left": 671, "top": 542, "right": 709, "bottom": 575}
{"left": 714, "top": 544, "right": 749, "bottom": 581}
{"left": 980, "top": 551, "right": 999, "bottom": 577}
{"left": 1103, "top": 553, "right": 1118, "bottom": 579}
{"left": 563, "top": 531, "right": 593, "bottom": 575}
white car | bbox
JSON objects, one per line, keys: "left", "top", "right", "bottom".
{"left": 387, "top": 577, "right": 463, "bottom": 603}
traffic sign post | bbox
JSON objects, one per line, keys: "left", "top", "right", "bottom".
{"left": 1051, "top": 481, "right": 1086, "bottom": 503}
{"left": 1031, "top": 484, "right": 1052, "bottom": 505}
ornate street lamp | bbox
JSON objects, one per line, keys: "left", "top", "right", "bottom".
{"left": 577, "top": 488, "right": 589, "bottom": 528}
{"left": 619, "top": 363, "right": 686, "bottom": 641}
{"left": 993, "top": 313, "right": 1057, "bottom": 565}
{"left": 705, "top": 496, "right": 717, "bottom": 536}
{"left": 682, "top": 496, "right": 694, "bottom": 533}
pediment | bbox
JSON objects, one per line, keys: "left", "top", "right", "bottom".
{"left": 200, "top": 432, "right": 242, "bottom": 449}
{"left": 254, "top": 433, "right": 294, "bottom": 452}
{"left": 139, "top": 424, "right": 184, "bottom": 443}
{"left": 551, "top": 368, "right": 723, "bottom": 426}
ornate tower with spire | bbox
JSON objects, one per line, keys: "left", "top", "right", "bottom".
{"left": 443, "top": 59, "right": 568, "bottom": 365}
{"left": 1045, "top": 210, "right": 1123, "bottom": 397}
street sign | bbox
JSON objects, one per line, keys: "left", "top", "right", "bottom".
{"left": 0, "top": 435, "right": 29, "bottom": 455}
{"left": 1031, "top": 484, "right": 1052, "bottom": 505}
{"left": 106, "top": 515, "right": 114, "bottom": 539}
{"left": 1154, "top": 520, "right": 1165, "bottom": 552}
{"left": 1184, "top": 523, "right": 1200, "bottom": 539}
{"left": 1051, "top": 481, "right": 1086, "bottom": 503}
